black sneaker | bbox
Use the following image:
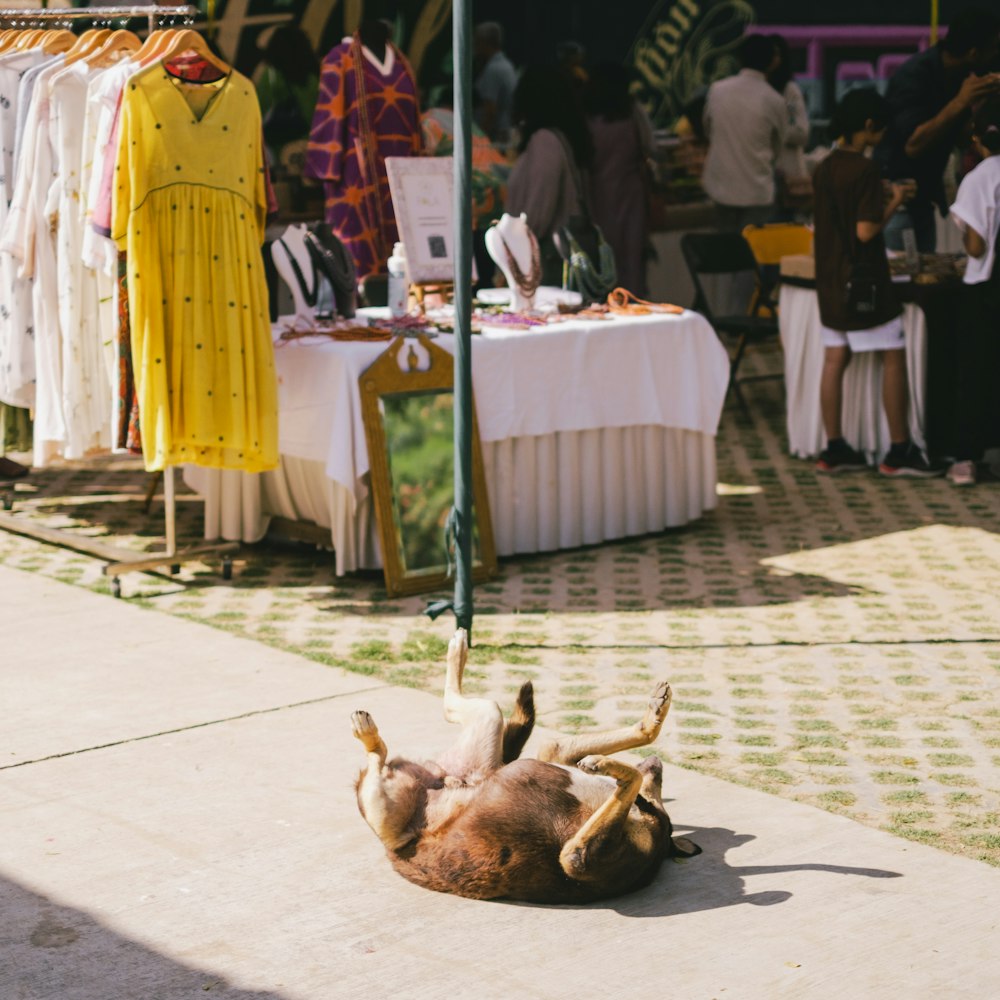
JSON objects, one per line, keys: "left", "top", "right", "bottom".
{"left": 878, "top": 444, "right": 946, "bottom": 478}
{"left": 816, "top": 442, "right": 869, "bottom": 474}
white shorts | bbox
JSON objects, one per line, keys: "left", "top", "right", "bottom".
{"left": 820, "top": 316, "right": 904, "bottom": 352}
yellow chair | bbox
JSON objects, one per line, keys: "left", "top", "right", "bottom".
{"left": 742, "top": 223, "right": 814, "bottom": 316}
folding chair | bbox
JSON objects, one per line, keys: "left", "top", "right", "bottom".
{"left": 741, "top": 223, "right": 814, "bottom": 316}
{"left": 680, "top": 232, "right": 782, "bottom": 414}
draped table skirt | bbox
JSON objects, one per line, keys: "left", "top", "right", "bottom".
{"left": 185, "top": 307, "right": 730, "bottom": 575}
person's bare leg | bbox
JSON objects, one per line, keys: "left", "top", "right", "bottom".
{"left": 820, "top": 345, "right": 851, "bottom": 441}
{"left": 881, "top": 348, "right": 909, "bottom": 444}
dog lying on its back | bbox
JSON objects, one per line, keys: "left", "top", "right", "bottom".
{"left": 351, "top": 629, "right": 699, "bottom": 903}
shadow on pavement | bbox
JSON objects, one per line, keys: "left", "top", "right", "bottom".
{"left": 0, "top": 872, "right": 288, "bottom": 1000}
{"left": 502, "top": 824, "right": 901, "bottom": 917}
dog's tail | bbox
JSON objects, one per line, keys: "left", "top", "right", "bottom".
{"left": 501, "top": 681, "right": 535, "bottom": 763}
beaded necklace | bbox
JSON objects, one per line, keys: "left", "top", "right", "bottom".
{"left": 498, "top": 228, "right": 542, "bottom": 298}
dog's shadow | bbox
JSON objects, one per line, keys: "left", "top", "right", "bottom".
{"left": 508, "top": 824, "right": 902, "bottom": 916}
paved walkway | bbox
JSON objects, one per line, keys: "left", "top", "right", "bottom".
{"left": 2, "top": 377, "right": 999, "bottom": 871}
{"left": 3, "top": 565, "right": 1000, "bottom": 999}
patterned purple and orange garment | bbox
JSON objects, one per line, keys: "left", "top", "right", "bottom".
{"left": 305, "top": 35, "right": 422, "bottom": 279}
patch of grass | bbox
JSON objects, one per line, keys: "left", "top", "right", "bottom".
{"left": 856, "top": 718, "right": 897, "bottom": 730}
{"left": 400, "top": 633, "right": 449, "bottom": 662}
{"left": 865, "top": 735, "right": 904, "bottom": 748}
{"left": 560, "top": 699, "right": 596, "bottom": 711}
{"left": 677, "top": 716, "right": 715, "bottom": 728}
{"left": 741, "top": 751, "right": 784, "bottom": 766}
{"left": 872, "top": 771, "right": 919, "bottom": 785}
{"left": 885, "top": 826, "right": 943, "bottom": 848}
{"left": 737, "top": 735, "right": 775, "bottom": 747}
{"left": 883, "top": 789, "right": 928, "bottom": 804}
{"left": 560, "top": 714, "right": 598, "bottom": 731}
{"left": 891, "top": 810, "right": 934, "bottom": 825}
{"left": 752, "top": 767, "right": 796, "bottom": 786}
{"left": 927, "top": 753, "right": 974, "bottom": 768}
{"left": 947, "top": 792, "right": 981, "bottom": 805}
{"left": 932, "top": 772, "right": 975, "bottom": 787}
{"left": 799, "top": 751, "right": 844, "bottom": 766}
{"left": 796, "top": 719, "right": 836, "bottom": 731}
{"left": 818, "top": 790, "right": 857, "bottom": 807}
{"left": 351, "top": 639, "right": 395, "bottom": 662}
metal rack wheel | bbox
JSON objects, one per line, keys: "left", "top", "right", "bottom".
{"left": 222, "top": 556, "right": 233, "bottom": 581}
{"left": 111, "top": 577, "right": 122, "bottom": 599}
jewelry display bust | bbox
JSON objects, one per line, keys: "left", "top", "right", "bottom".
{"left": 484, "top": 213, "right": 542, "bottom": 312}
{"left": 271, "top": 225, "right": 317, "bottom": 320}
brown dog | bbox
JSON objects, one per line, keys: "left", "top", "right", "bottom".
{"left": 351, "top": 629, "right": 699, "bottom": 903}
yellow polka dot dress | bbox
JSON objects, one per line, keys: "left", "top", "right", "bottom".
{"left": 111, "top": 63, "right": 278, "bottom": 473}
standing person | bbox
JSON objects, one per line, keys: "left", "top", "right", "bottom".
{"left": 701, "top": 33, "right": 787, "bottom": 231}
{"left": 812, "top": 88, "right": 943, "bottom": 478}
{"left": 473, "top": 22, "right": 517, "bottom": 147}
{"left": 882, "top": 6, "right": 1000, "bottom": 252}
{"left": 584, "top": 62, "right": 653, "bottom": 296}
{"left": 946, "top": 98, "right": 1000, "bottom": 486}
{"left": 505, "top": 66, "right": 593, "bottom": 286}
{"left": 768, "top": 33, "right": 812, "bottom": 217}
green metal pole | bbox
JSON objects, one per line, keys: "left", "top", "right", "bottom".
{"left": 453, "top": 0, "right": 474, "bottom": 636}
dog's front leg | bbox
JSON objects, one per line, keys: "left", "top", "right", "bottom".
{"left": 351, "top": 711, "right": 413, "bottom": 851}
{"left": 558, "top": 756, "right": 645, "bottom": 881}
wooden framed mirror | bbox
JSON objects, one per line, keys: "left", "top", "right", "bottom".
{"left": 359, "top": 334, "right": 498, "bottom": 597}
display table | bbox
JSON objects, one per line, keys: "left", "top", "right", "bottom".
{"left": 779, "top": 253, "right": 963, "bottom": 461}
{"left": 185, "top": 309, "right": 731, "bottom": 574}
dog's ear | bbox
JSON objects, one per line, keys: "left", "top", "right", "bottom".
{"left": 671, "top": 836, "right": 702, "bottom": 858}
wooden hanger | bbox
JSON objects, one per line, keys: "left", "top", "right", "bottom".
{"left": 62, "top": 27, "right": 113, "bottom": 66}
{"left": 157, "top": 29, "right": 230, "bottom": 75}
{"left": 0, "top": 29, "right": 19, "bottom": 54}
{"left": 40, "top": 29, "right": 77, "bottom": 56}
{"left": 135, "top": 27, "right": 175, "bottom": 65}
{"left": 14, "top": 28, "right": 45, "bottom": 50}
{"left": 88, "top": 29, "right": 142, "bottom": 69}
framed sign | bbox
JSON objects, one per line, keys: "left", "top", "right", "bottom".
{"left": 385, "top": 156, "right": 457, "bottom": 284}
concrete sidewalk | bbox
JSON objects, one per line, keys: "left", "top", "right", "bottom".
{"left": 2, "top": 565, "right": 998, "bottom": 1000}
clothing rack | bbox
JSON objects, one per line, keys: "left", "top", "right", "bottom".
{"left": 0, "top": 5, "right": 198, "bottom": 34}
{"left": 0, "top": 4, "right": 239, "bottom": 597}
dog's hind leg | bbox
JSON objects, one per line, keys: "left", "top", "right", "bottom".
{"left": 558, "top": 755, "right": 645, "bottom": 880}
{"left": 439, "top": 628, "right": 504, "bottom": 773}
{"left": 538, "top": 681, "right": 672, "bottom": 765}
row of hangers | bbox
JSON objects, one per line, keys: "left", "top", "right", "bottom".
{"left": 0, "top": 21, "right": 228, "bottom": 74}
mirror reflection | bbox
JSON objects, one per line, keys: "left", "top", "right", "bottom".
{"left": 382, "top": 390, "right": 483, "bottom": 576}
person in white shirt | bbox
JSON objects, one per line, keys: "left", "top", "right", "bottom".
{"left": 947, "top": 98, "right": 1000, "bottom": 486}
{"left": 701, "top": 34, "right": 787, "bottom": 231}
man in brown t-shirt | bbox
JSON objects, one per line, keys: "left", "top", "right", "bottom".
{"left": 811, "top": 88, "right": 943, "bottom": 478}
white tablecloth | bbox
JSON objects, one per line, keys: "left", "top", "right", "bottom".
{"left": 185, "top": 309, "right": 730, "bottom": 574}
{"left": 779, "top": 284, "right": 927, "bottom": 461}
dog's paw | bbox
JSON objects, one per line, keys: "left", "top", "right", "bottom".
{"left": 649, "top": 681, "right": 672, "bottom": 718}
{"left": 351, "top": 710, "right": 381, "bottom": 751}
{"left": 577, "top": 754, "right": 609, "bottom": 774}
{"left": 447, "top": 628, "right": 469, "bottom": 679}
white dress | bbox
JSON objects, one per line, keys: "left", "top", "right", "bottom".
{"left": 81, "top": 58, "right": 137, "bottom": 444}
{"left": 1, "top": 58, "right": 68, "bottom": 466}
{"left": 49, "top": 59, "right": 109, "bottom": 458}
{"left": 0, "top": 49, "right": 51, "bottom": 410}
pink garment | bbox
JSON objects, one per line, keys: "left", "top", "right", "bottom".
{"left": 588, "top": 115, "right": 649, "bottom": 296}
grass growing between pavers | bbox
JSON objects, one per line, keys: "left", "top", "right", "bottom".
{"left": 3, "top": 373, "right": 1000, "bottom": 866}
